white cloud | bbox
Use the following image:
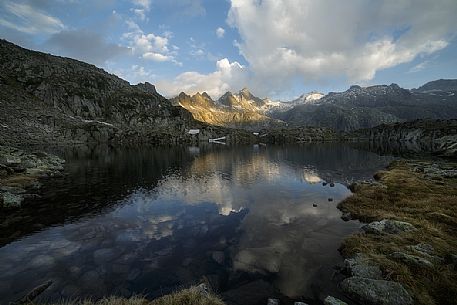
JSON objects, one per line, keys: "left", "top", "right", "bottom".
{"left": 226, "top": 0, "right": 457, "bottom": 94}
{"left": 156, "top": 58, "right": 249, "bottom": 98}
{"left": 0, "top": 1, "right": 64, "bottom": 34}
{"left": 216, "top": 27, "right": 225, "bottom": 38}
{"left": 131, "top": 0, "right": 151, "bottom": 11}
{"left": 122, "top": 21, "right": 180, "bottom": 64}
{"left": 408, "top": 60, "right": 430, "bottom": 73}
{"left": 143, "top": 52, "right": 172, "bottom": 62}
{"left": 132, "top": 9, "right": 147, "bottom": 21}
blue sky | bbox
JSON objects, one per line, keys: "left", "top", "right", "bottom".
{"left": 1, "top": 0, "right": 457, "bottom": 100}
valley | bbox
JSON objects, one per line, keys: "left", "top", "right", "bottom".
{"left": 1, "top": 38, "right": 456, "bottom": 305}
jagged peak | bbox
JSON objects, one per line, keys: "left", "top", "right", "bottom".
{"left": 240, "top": 87, "right": 251, "bottom": 94}
{"left": 349, "top": 85, "right": 362, "bottom": 91}
{"left": 177, "top": 91, "right": 191, "bottom": 98}
{"left": 135, "top": 82, "right": 157, "bottom": 94}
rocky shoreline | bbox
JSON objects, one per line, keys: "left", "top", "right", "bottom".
{"left": 349, "top": 119, "right": 457, "bottom": 158}
{"left": 0, "top": 146, "right": 65, "bottom": 208}
{"left": 337, "top": 160, "right": 457, "bottom": 305}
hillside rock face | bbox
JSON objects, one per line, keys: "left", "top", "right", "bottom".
{"left": 0, "top": 39, "right": 254, "bottom": 146}
{"left": 274, "top": 83, "right": 457, "bottom": 131}
{"left": 350, "top": 119, "right": 457, "bottom": 157}
{"left": 171, "top": 90, "right": 284, "bottom": 130}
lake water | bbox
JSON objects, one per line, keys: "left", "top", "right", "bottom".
{"left": 0, "top": 143, "right": 395, "bottom": 305}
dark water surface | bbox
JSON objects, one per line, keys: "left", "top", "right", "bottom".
{"left": 0, "top": 144, "right": 395, "bottom": 305}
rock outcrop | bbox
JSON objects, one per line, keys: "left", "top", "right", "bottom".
{"left": 0, "top": 145, "right": 65, "bottom": 208}
{"left": 341, "top": 276, "right": 413, "bottom": 305}
{"left": 350, "top": 119, "right": 457, "bottom": 157}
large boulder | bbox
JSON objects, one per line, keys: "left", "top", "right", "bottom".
{"left": 341, "top": 276, "right": 413, "bottom": 305}
{"left": 324, "top": 296, "right": 348, "bottom": 305}
{"left": 389, "top": 252, "right": 434, "bottom": 268}
{"left": 344, "top": 253, "right": 383, "bottom": 280}
{"left": 362, "top": 219, "right": 416, "bottom": 235}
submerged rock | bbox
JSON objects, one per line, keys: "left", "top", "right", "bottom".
{"left": 324, "top": 296, "right": 348, "bottom": 305}
{"left": 1, "top": 192, "right": 24, "bottom": 207}
{"left": 267, "top": 299, "right": 279, "bottom": 305}
{"left": 341, "top": 276, "right": 413, "bottom": 305}
{"left": 362, "top": 219, "right": 416, "bottom": 235}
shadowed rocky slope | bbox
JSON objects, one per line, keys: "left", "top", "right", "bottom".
{"left": 274, "top": 82, "right": 457, "bottom": 131}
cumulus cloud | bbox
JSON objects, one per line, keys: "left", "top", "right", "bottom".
{"left": 131, "top": 0, "right": 151, "bottom": 11}
{"left": 46, "top": 29, "right": 130, "bottom": 65}
{"left": 0, "top": 1, "right": 64, "bottom": 34}
{"left": 156, "top": 58, "right": 249, "bottom": 98}
{"left": 122, "top": 21, "right": 180, "bottom": 64}
{"left": 216, "top": 27, "right": 225, "bottom": 38}
{"left": 226, "top": 0, "right": 457, "bottom": 93}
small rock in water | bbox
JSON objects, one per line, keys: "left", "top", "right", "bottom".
{"left": 93, "top": 248, "right": 116, "bottom": 264}
{"left": 324, "top": 296, "right": 347, "bottom": 305}
{"left": 127, "top": 268, "right": 141, "bottom": 281}
{"left": 329, "top": 182, "right": 335, "bottom": 187}
{"left": 322, "top": 182, "right": 328, "bottom": 186}
{"left": 328, "top": 198, "right": 333, "bottom": 202}
{"left": 341, "top": 212, "right": 351, "bottom": 221}
{"left": 182, "top": 257, "right": 192, "bottom": 266}
{"left": 211, "top": 251, "right": 225, "bottom": 264}
{"left": 313, "top": 203, "right": 318, "bottom": 207}
{"left": 267, "top": 299, "right": 279, "bottom": 305}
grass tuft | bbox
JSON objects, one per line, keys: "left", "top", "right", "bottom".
{"left": 24, "top": 286, "right": 226, "bottom": 305}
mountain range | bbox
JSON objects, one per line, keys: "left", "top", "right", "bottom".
{"left": 174, "top": 81, "right": 457, "bottom": 131}
{"left": 171, "top": 89, "right": 326, "bottom": 129}
{"left": 1, "top": 38, "right": 456, "bottom": 147}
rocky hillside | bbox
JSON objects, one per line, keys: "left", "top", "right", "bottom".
{"left": 350, "top": 119, "right": 457, "bottom": 157}
{"left": 0, "top": 39, "right": 256, "bottom": 146}
{"left": 171, "top": 89, "right": 284, "bottom": 130}
{"left": 274, "top": 82, "right": 457, "bottom": 131}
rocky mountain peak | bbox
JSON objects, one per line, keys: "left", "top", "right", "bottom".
{"left": 134, "top": 82, "right": 157, "bottom": 94}
{"left": 414, "top": 79, "right": 457, "bottom": 93}
{"left": 200, "top": 92, "right": 212, "bottom": 100}
{"left": 349, "top": 85, "right": 362, "bottom": 91}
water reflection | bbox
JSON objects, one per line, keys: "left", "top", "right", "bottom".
{"left": 0, "top": 143, "right": 395, "bottom": 305}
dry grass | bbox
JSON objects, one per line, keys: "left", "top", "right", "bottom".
{"left": 338, "top": 160, "right": 457, "bottom": 305}
{"left": 25, "top": 287, "right": 226, "bottom": 305}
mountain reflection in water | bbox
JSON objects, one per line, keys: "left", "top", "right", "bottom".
{"left": 0, "top": 143, "right": 395, "bottom": 305}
